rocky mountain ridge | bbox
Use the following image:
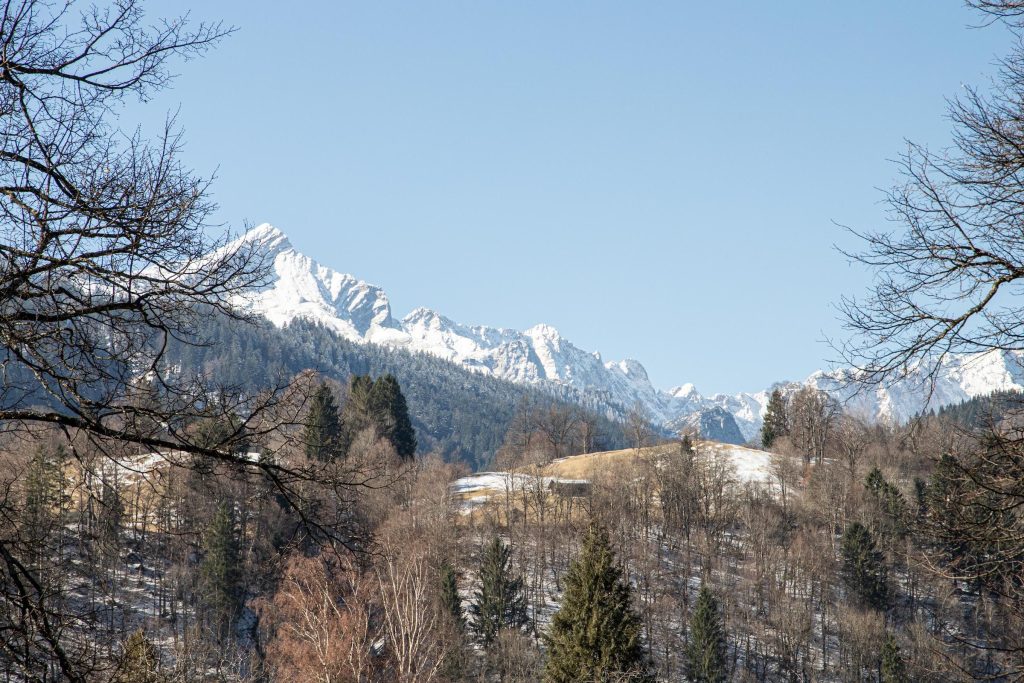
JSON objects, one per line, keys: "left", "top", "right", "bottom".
{"left": 227, "top": 224, "right": 1024, "bottom": 442}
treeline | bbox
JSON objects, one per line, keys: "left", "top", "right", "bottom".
{"left": 164, "top": 313, "right": 629, "bottom": 470}
{"left": 932, "top": 389, "right": 1024, "bottom": 429}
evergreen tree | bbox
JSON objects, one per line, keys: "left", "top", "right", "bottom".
{"left": 194, "top": 410, "right": 247, "bottom": 452}
{"left": 685, "top": 584, "right": 728, "bottom": 683}
{"left": 544, "top": 526, "right": 651, "bottom": 683}
{"left": 199, "top": 502, "right": 243, "bottom": 639}
{"left": 440, "top": 561, "right": 465, "bottom": 631}
{"left": 760, "top": 389, "right": 788, "bottom": 449}
{"left": 22, "top": 444, "right": 67, "bottom": 571}
{"left": 339, "top": 374, "right": 376, "bottom": 456}
{"left": 880, "top": 632, "right": 909, "bottom": 683}
{"left": 97, "top": 474, "right": 124, "bottom": 565}
{"left": 112, "top": 630, "right": 163, "bottom": 683}
{"left": 303, "top": 382, "right": 342, "bottom": 461}
{"left": 925, "top": 450, "right": 1008, "bottom": 593}
{"left": 913, "top": 477, "right": 928, "bottom": 519}
{"left": 865, "top": 467, "right": 908, "bottom": 538}
{"left": 840, "top": 522, "right": 889, "bottom": 610}
{"left": 470, "top": 536, "right": 529, "bottom": 646}
{"left": 370, "top": 373, "right": 417, "bottom": 459}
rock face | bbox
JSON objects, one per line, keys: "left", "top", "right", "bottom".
{"left": 675, "top": 407, "right": 747, "bottom": 445}
{"left": 227, "top": 224, "right": 1024, "bottom": 440}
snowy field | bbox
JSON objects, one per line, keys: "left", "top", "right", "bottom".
{"left": 450, "top": 441, "right": 779, "bottom": 513}
{"left": 699, "top": 441, "right": 775, "bottom": 484}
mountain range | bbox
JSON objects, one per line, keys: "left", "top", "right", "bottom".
{"left": 228, "top": 224, "right": 1024, "bottom": 442}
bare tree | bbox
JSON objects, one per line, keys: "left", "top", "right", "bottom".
{"left": 375, "top": 537, "right": 449, "bottom": 683}
{"left": 577, "top": 411, "right": 600, "bottom": 455}
{"left": 837, "top": 1, "right": 1024, "bottom": 387}
{"left": 0, "top": 3, "right": 397, "bottom": 679}
{"left": 837, "top": 3, "right": 1024, "bottom": 674}
{"left": 512, "top": 401, "right": 582, "bottom": 462}
{"left": 787, "top": 387, "right": 839, "bottom": 465}
{"left": 258, "top": 550, "right": 377, "bottom": 683}
{"left": 626, "top": 402, "right": 653, "bottom": 454}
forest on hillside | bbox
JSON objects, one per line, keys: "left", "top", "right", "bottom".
{"left": 6, "top": 380, "right": 1024, "bottom": 681}
{"left": 163, "top": 313, "right": 631, "bottom": 470}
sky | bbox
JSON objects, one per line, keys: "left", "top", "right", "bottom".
{"left": 126, "top": 1, "right": 1013, "bottom": 394}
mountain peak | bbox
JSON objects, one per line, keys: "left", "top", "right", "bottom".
{"left": 403, "top": 307, "right": 446, "bottom": 325}
{"left": 525, "top": 323, "right": 562, "bottom": 339}
{"left": 239, "top": 223, "right": 290, "bottom": 251}
{"left": 610, "top": 358, "right": 650, "bottom": 383}
{"left": 671, "top": 383, "right": 700, "bottom": 399}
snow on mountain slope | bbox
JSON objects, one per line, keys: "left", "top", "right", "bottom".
{"left": 225, "top": 224, "right": 1024, "bottom": 441}
{"left": 227, "top": 224, "right": 683, "bottom": 420}
{"left": 231, "top": 224, "right": 405, "bottom": 343}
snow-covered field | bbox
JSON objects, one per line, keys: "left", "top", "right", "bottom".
{"left": 699, "top": 441, "right": 775, "bottom": 484}
{"left": 450, "top": 441, "right": 778, "bottom": 513}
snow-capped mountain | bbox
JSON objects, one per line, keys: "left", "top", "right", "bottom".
{"left": 227, "top": 224, "right": 1024, "bottom": 442}
{"left": 230, "top": 224, "right": 688, "bottom": 421}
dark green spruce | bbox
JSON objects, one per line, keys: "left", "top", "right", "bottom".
{"left": 840, "top": 522, "right": 889, "bottom": 610}
{"left": 303, "top": 382, "right": 343, "bottom": 461}
{"left": 198, "top": 502, "right": 243, "bottom": 639}
{"left": 865, "top": 467, "right": 908, "bottom": 538}
{"left": 440, "top": 561, "right": 465, "bottom": 632}
{"left": 339, "top": 374, "right": 417, "bottom": 459}
{"left": 544, "top": 525, "right": 651, "bottom": 683}
{"left": 686, "top": 584, "right": 728, "bottom": 683}
{"left": 760, "top": 388, "right": 788, "bottom": 449}
{"left": 469, "top": 536, "right": 529, "bottom": 646}
{"left": 370, "top": 373, "right": 417, "bottom": 459}
{"left": 880, "top": 632, "right": 909, "bottom": 683}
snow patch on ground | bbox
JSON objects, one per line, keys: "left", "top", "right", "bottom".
{"left": 450, "top": 442, "right": 776, "bottom": 513}
{"left": 702, "top": 442, "right": 775, "bottom": 484}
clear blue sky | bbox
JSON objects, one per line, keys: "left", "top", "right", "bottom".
{"left": 130, "top": 1, "right": 1011, "bottom": 394}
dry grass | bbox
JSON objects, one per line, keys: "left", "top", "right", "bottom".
{"left": 542, "top": 444, "right": 675, "bottom": 479}
{"left": 451, "top": 488, "right": 495, "bottom": 503}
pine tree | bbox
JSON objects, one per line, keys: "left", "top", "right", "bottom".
{"left": 880, "top": 632, "right": 909, "bottom": 683}
{"left": 840, "top": 522, "right": 889, "bottom": 610}
{"left": 97, "top": 474, "right": 124, "bottom": 566}
{"left": 370, "top": 373, "right": 417, "bottom": 459}
{"left": 760, "top": 389, "right": 788, "bottom": 449}
{"left": 913, "top": 477, "right": 928, "bottom": 519}
{"left": 339, "top": 374, "right": 376, "bottom": 456}
{"left": 112, "top": 629, "right": 163, "bottom": 683}
{"left": 470, "top": 536, "right": 529, "bottom": 646}
{"left": 194, "top": 410, "right": 246, "bottom": 452}
{"left": 22, "top": 444, "right": 67, "bottom": 571}
{"left": 303, "top": 382, "right": 343, "bottom": 461}
{"left": 440, "top": 561, "right": 465, "bottom": 631}
{"left": 199, "top": 502, "right": 243, "bottom": 639}
{"left": 927, "top": 451, "right": 992, "bottom": 589}
{"left": 544, "top": 526, "right": 651, "bottom": 683}
{"left": 865, "top": 467, "right": 908, "bottom": 538}
{"left": 685, "top": 584, "right": 728, "bottom": 683}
